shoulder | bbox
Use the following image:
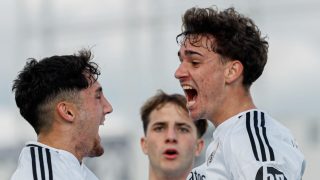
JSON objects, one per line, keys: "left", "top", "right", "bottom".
{"left": 224, "top": 111, "right": 276, "bottom": 161}
{"left": 224, "top": 110, "right": 295, "bottom": 160}
{"left": 11, "top": 143, "right": 72, "bottom": 180}
{"left": 11, "top": 144, "right": 56, "bottom": 180}
{"left": 222, "top": 110, "right": 305, "bottom": 179}
{"left": 11, "top": 143, "right": 99, "bottom": 180}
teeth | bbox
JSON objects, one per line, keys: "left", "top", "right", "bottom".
{"left": 181, "top": 85, "right": 197, "bottom": 109}
{"left": 182, "top": 85, "right": 194, "bottom": 90}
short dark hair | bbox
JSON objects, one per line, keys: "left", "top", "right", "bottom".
{"left": 177, "top": 6, "right": 268, "bottom": 87}
{"left": 12, "top": 49, "right": 100, "bottom": 134}
{"left": 140, "top": 90, "right": 207, "bottom": 138}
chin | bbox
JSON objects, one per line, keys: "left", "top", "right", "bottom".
{"left": 190, "top": 111, "right": 202, "bottom": 121}
{"left": 88, "top": 140, "right": 104, "bottom": 157}
{"left": 89, "top": 147, "right": 104, "bottom": 157}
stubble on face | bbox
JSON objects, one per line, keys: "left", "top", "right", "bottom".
{"left": 75, "top": 134, "right": 104, "bottom": 159}
{"left": 76, "top": 82, "right": 106, "bottom": 158}
{"left": 88, "top": 136, "right": 104, "bottom": 157}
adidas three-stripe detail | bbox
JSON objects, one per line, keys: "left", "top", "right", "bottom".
{"left": 27, "top": 144, "right": 53, "bottom": 180}
{"left": 246, "top": 111, "right": 275, "bottom": 162}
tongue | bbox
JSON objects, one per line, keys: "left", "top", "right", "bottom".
{"left": 187, "top": 100, "right": 196, "bottom": 109}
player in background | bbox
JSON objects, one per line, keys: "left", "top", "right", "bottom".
{"left": 140, "top": 90, "right": 207, "bottom": 180}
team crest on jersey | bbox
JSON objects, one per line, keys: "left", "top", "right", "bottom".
{"left": 207, "top": 141, "right": 219, "bottom": 166}
{"left": 255, "top": 166, "right": 287, "bottom": 180}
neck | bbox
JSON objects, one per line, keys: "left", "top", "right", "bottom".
{"left": 149, "top": 168, "right": 188, "bottom": 180}
{"left": 149, "top": 174, "right": 187, "bottom": 180}
{"left": 212, "top": 88, "right": 256, "bottom": 127}
{"left": 38, "top": 129, "right": 83, "bottom": 163}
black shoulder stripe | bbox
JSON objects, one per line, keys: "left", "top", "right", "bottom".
{"left": 37, "top": 147, "right": 46, "bottom": 180}
{"left": 254, "top": 111, "right": 267, "bottom": 161}
{"left": 45, "top": 148, "right": 53, "bottom": 180}
{"left": 28, "top": 144, "right": 53, "bottom": 180}
{"left": 246, "top": 111, "right": 275, "bottom": 162}
{"left": 246, "top": 112, "right": 259, "bottom": 161}
{"left": 261, "top": 112, "right": 275, "bottom": 161}
{"left": 30, "top": 147, "right": 38, "bottom": 180}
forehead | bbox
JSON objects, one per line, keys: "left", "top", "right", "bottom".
{"left": 81, "top": 80, "right": 101, "bottom": 95}
{"left": 179, "top": 34, "right": 216, "bottom": 51}
{"left": 148, "top": 103, "right": 194, "bottom": 126}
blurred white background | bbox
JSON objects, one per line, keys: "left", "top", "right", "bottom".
{"left": 0, "top": 0, "right": 319, "bottom": 179}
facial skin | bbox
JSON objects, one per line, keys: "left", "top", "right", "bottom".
{"left": 140, "top": 103, "right": 203, "bottom": 180}
{"left": 175, "top": 35, "right": 249, "bottom": 127}
{"left": 175, "top": 36, "right": 236, "bottom": 125}
{"left": 75, "top": 81, "right": 113, "bottom": 158}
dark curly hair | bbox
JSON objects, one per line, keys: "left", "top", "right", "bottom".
{"left": 140, "top": 90, "right": 208, "bottom": 138}
{"left": 12, "top": 49, "right": 100, "bottom": 134}
{"left": 177, "top": 6, "right": 268, "bottom": 87}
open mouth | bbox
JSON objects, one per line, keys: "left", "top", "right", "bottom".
{"left": 164, "top": 149, "right": 178, "bottom": 159}
{"left": 182, "top": 85, "right": 197, "bottom": 108}
{"left": 165, "top": 149, "right": 178, "bottom": 155}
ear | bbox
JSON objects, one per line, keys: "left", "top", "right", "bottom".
{"left": 224, "top": 60, "right": 243, "bottom": 84}
{"left": 194, "top": 139, "right": 204, "bottom": 156}
{"left": 140, "top": 137, "right": 148, "bottom": 155}
{"left": 56, "top": 102, "right": 76, "bottom": 122}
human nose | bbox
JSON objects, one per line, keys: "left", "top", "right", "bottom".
{"left": 102, "top": 97, "right": 113, "bottom": 115}
{"left": 165, "top": 128, "right": 177, "bottom": 143}
{"left": 174, "top": 62, "right": 188, "bottom": 80}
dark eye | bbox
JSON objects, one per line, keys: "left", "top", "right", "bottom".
{"left": 153, "top": 126, "right": 164, "bottom": 132}
{"left": 178, "top": 127, "right": 190, "bottom": 133}
{"left": 191, "top": 60, "right": 200, "bottom": 66}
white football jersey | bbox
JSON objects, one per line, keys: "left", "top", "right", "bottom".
{"left": 11, "top": 141, "right": 99, "bottom": 180}
{"left": 188, "top": 109, "right": 306, "bottom": 180}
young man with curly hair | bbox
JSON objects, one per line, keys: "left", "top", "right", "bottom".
{"left": 175, "top": 6, "right": 305, "bottom": 180}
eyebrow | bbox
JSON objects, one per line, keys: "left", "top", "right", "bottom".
{"left": 151, "top": 122, "right": 166, "bottom": 127}
{"left": 178, "top": 50, "right": 203, "bottom": 58}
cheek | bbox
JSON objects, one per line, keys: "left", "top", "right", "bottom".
{"left": 144, "top": 136, "right": 161, "bottom": 153}
{"left": 87, "top": 106, "right": 102, "bottom": 121}
{"left": 201, "top": 70, "right": 224, "bottom": 95}
{"left": 181, "top": 137, "right": 198, "bottom": 151}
